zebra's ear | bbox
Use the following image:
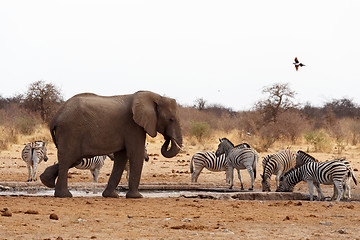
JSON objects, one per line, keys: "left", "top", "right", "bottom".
{"left": 132, "top": 91, "right": 160, "bottom": 138}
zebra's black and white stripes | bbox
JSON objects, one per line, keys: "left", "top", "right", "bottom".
{"left": 260, "top": 150, "right": 297, "bottom": 192}
{"left": 190, "top": 151, "right": 229, "bottom": 183}
{"left": 296, "top": 150, "right": 357, "bottom": 199}
{"left": 21, "top": 141, "right": 48, "bottom": 182}
{"left": 190, "top": 143, "right": 251, "bottom": 184}
{"left": 215, "top": 138, "right": 258, "bottom": 190}
{"left": 276, "top": 160, "right": 349, "bottom": 201}
{"left": 75, "top": 155, "right": 107, "bottom": 182}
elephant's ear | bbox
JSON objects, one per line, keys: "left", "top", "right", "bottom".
{"left": 132, "top": 91, "right": 160, "bottom": 137}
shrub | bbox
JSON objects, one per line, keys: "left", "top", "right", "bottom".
{"left": 15, "top": 117, "right": 39, "bottom": 135}
{"left": 304, "top": 130, "right": 331, "bottom": 152}
{"left": 189, "top": 121, "right": 210, "bottom": 143}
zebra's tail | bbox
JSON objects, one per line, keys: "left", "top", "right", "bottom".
{"left": 190, "top": 156, "right": 194, "bottom": 173}
{"left": 253, "top": 152, "right": 259, "bottom": 180}
{"left": 351, "top": 171, "right": 358, "bottom": 185}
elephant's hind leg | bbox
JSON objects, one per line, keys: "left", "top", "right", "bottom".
{"left": 40, "top": 164, "right": 59, "bottom": 188}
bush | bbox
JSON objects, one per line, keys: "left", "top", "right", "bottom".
{"left": 15, "top": 117, "right": 39, "bottom": 135}
{"left": 304, "top": 130, "right": 331, "bottom": 152}
{"left": 189, "top": 121, "right": 210, "bottom": 143}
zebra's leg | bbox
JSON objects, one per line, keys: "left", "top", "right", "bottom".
{"left": 331, "top": 185, "right": 338, "bottom": 201}
{"left": 103, "top": 150, "right": 128, "bottom": 198}
{"left": 245, "top": 165, "right": 254, "bottom": 191}
{"left": 32, "top": 154, "right": 39, "bottom": 182}
{"left": 191, "top": 166, "right": 204, "bottom": 183}
{"left": 236, "top": 169, "right": 244, "bottom": 190}
{"left": 26, "top": 163, "right": 32, "bottom": 182}
{"left": 343, "top": 177, "right": 351, "bottom": 199}
{"left": 306, "top": 181, "right": 315, "bottom": 201}
{"left": 314, "top": 183, "right": 325, "bottom": 201}
{"left": 333, "top": 181, "right": 343, "bottom": 201}
{"left": 125, "top": 161, "right": 130, "bottom": 183}
{"left": 275, "top": 170, "right": 283, "bottom": 189}
{"left": 229, "top": 166, "right": 234, "bottom": 189}
{"left": 225, "top": 168, "right": 230, "bottom": 185}
{"left": 91, "top": 168, "right": 100, "bottom": 183}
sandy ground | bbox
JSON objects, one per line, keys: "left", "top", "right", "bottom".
{"left": 1, "top": 138, "right": 360, "bottom": 239}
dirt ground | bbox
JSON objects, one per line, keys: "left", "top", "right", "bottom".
{"left": 1, "top": 138, "right": 360, "bottom": 239}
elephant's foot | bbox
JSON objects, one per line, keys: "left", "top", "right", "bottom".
{"left": 54, "top": 189, "right": 73, "bottom": 198}
{"left": 40, "top": 164, "right": 59, "bottom": 188}
{"left": 126, "top": 190, "right": 143, "bottom": 199}
{"left": 102, "top": 189, "right": 119, "bottom": 198}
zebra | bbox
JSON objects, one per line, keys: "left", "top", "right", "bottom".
{"left": 260, "top": 149, "right": 297, "bottom": 192}
{"left": 276, "top": 160, "right": 349, "bottom": 201}
{"left": 75, "top": 155, "right": 107, "bottom": 183}
{"left": 215, "top": 138, "right": 258, "bottom": 190}
{"left": 21, "top": 141, "right": 48, "bottom": 182}
{"left": 296, "top": 150, "right": 357, "bottom": 199}
{"left": 190, "top": 143, "right": 251, "bottom": 183}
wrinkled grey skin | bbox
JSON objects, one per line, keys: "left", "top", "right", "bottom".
{"left": 40, "top": 91, "right": 182, "bottom": 198}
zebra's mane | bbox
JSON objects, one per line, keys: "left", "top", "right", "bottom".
{"left": 297, "top": 150, "right": 316, "bottom": 161}
{"left": 282, "top": 166, "right": 298, "bottom": 178}
{"left": 235, "top": 142, "right": 251, "bottom": 148}
{"left": 220, "top": 138, "right": 234, "bottom": 147}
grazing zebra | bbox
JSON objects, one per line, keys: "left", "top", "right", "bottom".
{"left": 260, "top": 150, "right": 297, "bottom": 192}
{"left": 276, "top": 160, "right": 348, "bottom": 201}
{"left": 21, "top": 141, "right": 48, "bottom": 182}
{"left": 215, "top": 138, "right": 258, "bottom": 190}
{"left": 75, "top": 155, "right": 107, "bottom": 182}
{"left": 190, "top": 143, "right": 251, "bottom": 183}
{"left": 296, "top": 150, "right": 357, "bottom": 199}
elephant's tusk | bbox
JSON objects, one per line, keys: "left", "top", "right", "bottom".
{"left": 173, "top": 140, "right": 183, "bottom": 151}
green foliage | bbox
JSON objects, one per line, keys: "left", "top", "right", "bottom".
{"left": 189, "top": 121, "right": 210, "bottom": 142}
{"left": 15, "top": 117, "right": 39, "bottom": 135}
{"left": 304, "top": 130, "right": 330, "bottom": 152}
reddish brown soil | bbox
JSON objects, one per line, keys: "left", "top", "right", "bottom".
{"left": 1, "top": 141, "right": 360, "bottom": 239}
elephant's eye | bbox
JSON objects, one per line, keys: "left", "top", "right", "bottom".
{"left": 169, "top": 117, "right": 175, "bottom": 122}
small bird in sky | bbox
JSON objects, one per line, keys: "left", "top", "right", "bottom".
{"left": 293, "top": 57, "right": 305, "bottom": 71}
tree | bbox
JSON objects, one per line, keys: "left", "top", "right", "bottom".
{"left": 23, "top": 80, "right": 64, "bottom": 122}
{"left": 194, "top": 98, "right": 207, "bottom": 110}
{"left": 255, "top": 83, "right": 297, "bottom": 122}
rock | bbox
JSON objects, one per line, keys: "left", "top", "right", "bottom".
{"left": 319, "top": 221, "right": 332, "bottom": 226}
{"left": 1, "top": 209, "right": 12, "bottom": 217}
{"left": 338, "top": 228, "right": 346, "bottom": 234}
{"left": 25, "top": 210, "right": 39, "bottom": 214}
{"left": 283, "top": 216, "right": 290, "bottom": 221}
{"left": 50, "top": 213, "right": 59, "bottom": 220}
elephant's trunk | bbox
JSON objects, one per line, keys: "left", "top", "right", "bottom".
{"left": 161, "top": 137, "right": 182, "bottom": 158}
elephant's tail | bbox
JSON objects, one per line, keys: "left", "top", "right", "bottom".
{"left": 50, "top": 123, "right": 58, "bottom": 149}
{"left": 190, "top": 155, "right": 194, "bottom": 173}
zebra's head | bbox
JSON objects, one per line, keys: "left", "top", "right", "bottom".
{"left": 276, "top": 175, "right": 295, "bottom": 192}
{"left": 260, "top": 173, "right": 271, "bottom": 192}
{"left": 215, "top": 138, "right": 234, "bottom": 157}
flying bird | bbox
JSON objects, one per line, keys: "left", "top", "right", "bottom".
{"left": 293, "top": 57, "right": 305, "bottom": 71}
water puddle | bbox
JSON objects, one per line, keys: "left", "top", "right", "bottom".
{"left": 0, "top": 189, "right": 208, "bottom": 198}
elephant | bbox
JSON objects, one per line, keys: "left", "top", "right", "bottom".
{"left": 40, "top": 90, "right": 183, "bottom": 198}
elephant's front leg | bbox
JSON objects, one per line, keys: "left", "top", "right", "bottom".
{"left": 103, "top": 151, "right": 128, "bottom": 198}
{"left": 126, "top": 149, "right": 146, "bottom": 198}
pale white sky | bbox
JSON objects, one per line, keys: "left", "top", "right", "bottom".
{"left": 1, "top": 1, "right": 359, "bottom": 110}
